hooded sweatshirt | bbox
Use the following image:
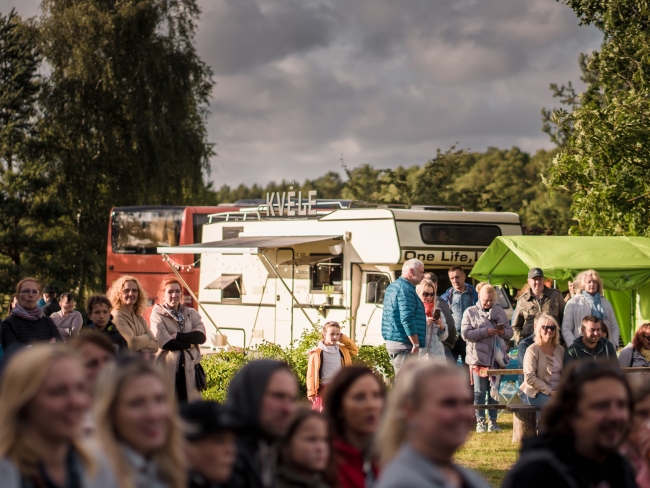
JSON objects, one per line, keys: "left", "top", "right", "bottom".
{"left": 564, "top": 336, "right": 619, "bottom": 368}
{"left": 224, "top": 360, "right": 293, "bottom": 488}
{"left": 502, "top": 432, "right": 636, "bottom": 488}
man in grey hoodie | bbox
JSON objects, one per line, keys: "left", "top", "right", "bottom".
{"left": 223, "top": 360, "right": 298, "bottom": 488}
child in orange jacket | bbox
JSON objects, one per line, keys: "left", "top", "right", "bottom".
{"left": 307, "top": 321, "right": 359, "bottom": 411}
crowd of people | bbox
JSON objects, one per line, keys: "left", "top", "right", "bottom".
{"left": 0, "top": 262, "right": 649, "bottom": 487}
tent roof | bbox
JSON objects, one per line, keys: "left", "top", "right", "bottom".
{"left": 470, "top": 236, "right": 650, "bottom": 291}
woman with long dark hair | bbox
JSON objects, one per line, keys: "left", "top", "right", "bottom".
{"left": 324, "top": 365, "right": 385, "bottom": 488}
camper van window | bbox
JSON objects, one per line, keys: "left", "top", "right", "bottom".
{"left": 223, "top": 227, "right": 243, "bottom": 240}
{"left": 419, "top": 224, "right": 501, "bottom": 246}
{"left": 222, "top": 276, "right": 243, "bottom": 300}
{"left": 366, "top": 274, "right": 390, "bottom": 304}
{"left": 310, "top": 255, "right": 343, "bottom": 291}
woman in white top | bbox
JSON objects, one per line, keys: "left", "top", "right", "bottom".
{"left": 520, "top": 313, "right": 565, "bottom": 409}
{"left": 415, "top": 279, "right": 448, "bottom": 360}
{"left": 562, "top": 269, "right": 619, "bottom": 347}
{"left": 50, "top": 292, "right": 84, "bottom": 342}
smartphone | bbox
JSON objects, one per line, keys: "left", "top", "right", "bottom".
{"left": 496, "top": 323, "right": 505, "bottom": 331}
{"left": 433, "top": 308, "right": 441, "bottom": 320}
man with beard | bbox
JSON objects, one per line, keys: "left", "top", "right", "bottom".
{"left": 224, "top": 359, "right": 298, "bottom": 488}
{"left": 503, "top": 362, "right": 637, "bottom": 488}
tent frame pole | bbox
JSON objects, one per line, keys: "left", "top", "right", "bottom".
{"left": 259, "top": 250, "right": 317, "bottom": 331}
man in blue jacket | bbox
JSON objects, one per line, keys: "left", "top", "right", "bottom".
{"left": 440, "top": 266, "right": 478, "bottom": 368}
{"left": 381, "top": 259, "right": 427, "bottom": 377}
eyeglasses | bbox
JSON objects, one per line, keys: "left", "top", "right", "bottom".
{"left": 19, "top": 289, "right": 40, "bottom": 295}
{"left": 421, "top": 292, "right": 435, "bottom": 297}
{"left": 541, "top": 326, "right": 556, "bottom": 332}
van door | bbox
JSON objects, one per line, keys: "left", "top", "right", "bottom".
{"left": 275, "top": 249, "right": 294, "bottom": 345}
{"left": 356, "top": 272, "right": 391, "bottom": 346}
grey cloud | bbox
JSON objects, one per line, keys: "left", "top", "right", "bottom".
{"left": 197, "top": 0, "right": 337, "bottom": 75}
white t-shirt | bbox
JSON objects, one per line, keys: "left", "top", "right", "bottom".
{"left": 318, "top": 341, "right": 341, "bottom": 384}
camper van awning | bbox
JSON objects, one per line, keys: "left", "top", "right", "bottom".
{"left": 205, "top": 275, "right": 241, "bottom": 290}
{"left": 280, "top": 255, "right": 337, "bottom": 266}
{"left": 157, "top": 235, "right": 342, "bottom": 254}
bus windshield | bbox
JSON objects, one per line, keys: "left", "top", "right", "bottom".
{"left": 111, "top": 209, "right": 183, "bottom": 254}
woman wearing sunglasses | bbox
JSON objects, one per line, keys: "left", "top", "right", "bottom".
{"left": 519, "top": 313, "right": 565, "bottom": 408}
{"left": 415, "top": 278, "right": 448, "bottom": 360}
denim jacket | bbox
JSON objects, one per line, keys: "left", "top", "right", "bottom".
{"left": 440, "top": 284, "right": 478, "bottom": 333}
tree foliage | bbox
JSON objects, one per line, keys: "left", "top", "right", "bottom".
{"left": 548, "top": 0, "right": 650, "bottom": 236}
{"left": 38, "top": 0, "right": 215, "bottom": 297}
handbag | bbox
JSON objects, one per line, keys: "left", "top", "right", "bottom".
{"left": 186, "top": 350, "right": 208, "bottom": 391}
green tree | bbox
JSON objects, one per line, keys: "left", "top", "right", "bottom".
{"left": 39, "top": 0, "right": 215, "bottom": 295}
{"left": 0, "top": 10, "right": 70, "bottom": 300}
{"left": 548, "top": 1, "right": 650, "bottom": 236}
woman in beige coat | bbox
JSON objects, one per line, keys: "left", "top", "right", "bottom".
{"left": 151, "top": 277, "right": 206, "bottom": 403}
{"left": 519, "top": 313, "right": 565, "bottom": 409}
{"left": 108, "top": 276, "right": 159, "bottom": 358}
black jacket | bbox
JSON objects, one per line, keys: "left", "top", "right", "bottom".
{"left": 564, "top": 337, "right": 619, "bottom": 368}
{"left": 87, "top": 319, "right": 128, "bottom": 351}
{"left": 188, "top": 472, "right": 221, "bottom": 488}
{"left": 275, "top": 465, "right": 332, "bottom": 488}
{"left": 41, "top": 297, "right": 61, "bottom": 317}
{"left": 503, "top": 432, "right": 637, "bottom": 488}
{"left": 223, "top": 360, "right": 291, "bottom": 488}
{"left": 0, "top": 315, "right": 62, "bottom": 350}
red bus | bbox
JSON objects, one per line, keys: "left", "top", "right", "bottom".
{"left": 107, "top": 204, "right": 255, "bottom": 318}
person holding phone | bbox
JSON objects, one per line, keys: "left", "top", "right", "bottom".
{"left": 416, "top": 279, "right": 448, "bottom": 360}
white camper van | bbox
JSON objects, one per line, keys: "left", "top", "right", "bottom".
{"left": 159, "top": 203, "right": 522, "bottom": 349}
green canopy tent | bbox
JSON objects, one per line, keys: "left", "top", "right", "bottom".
{"left": 469, "top": 236, "right": 650, "bottom": 344}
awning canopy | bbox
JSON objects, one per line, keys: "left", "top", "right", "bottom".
{"left": 470, "top": 236, "right": 650, "bottom": 291}
{"left": 205, "top": 275, "right": 241, "bottom": 290}
{"left": 158, "top": 235, "right": 342, "bottom": 254}
{"left": 280, "top": 255, "right": 337, "bottom": 266}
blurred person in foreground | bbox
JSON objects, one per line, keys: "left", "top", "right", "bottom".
{"left": 564, "top": 315, "right": 618, "bottom": 368}
{"left": 0, "top": 345, "right": 117, "bottom": 487}
{"left": 86, "top": 295, "right": 128, "bottom": 352}
{"left": 381, "top": 259, "right": 426, "bottom": 376}
{"left": 503, "top": 362, "right": 637, "bottom": 488}
{"left": 180, "top": 401, "right": 237, "bottom": 488}
{"left": 461, "top": 283, "right": 512, "bottom": 433}
{"left": 276, "top": 408, "right": 337, "bottom": 488}
{"left": 107, "top": 275, "right": 159, "bottom": 357}
{"left": 422, "top": 272, "right": 457, "bottom": 362}
{"left": 518, "top": 313, "right": 565, "bottom": 409}
{"left": 1, "top": 277, "right": 62, "bottom": 349}
{"left": 151, "top": 277, "right": 206, "bottom": 403}
{"left": 619, "top": 322, "right": 650, "bottom": 368}
{"left": 621, "top": 376, "right": 650, "bottom": 488}
{"left": 224, "top": 360, "right": 298, "bottom": 488}
{"left": 511, "top": 268, "right": 564, "bottom": 345}
{"left": 94, "top": 358, "right": 186, "bottom": 488}
{"left": 51, "top": 292, "right": 84, "bottom": 343}
{"left": 375, "top": 360, "right": 490, "bottom": 488}
{"left": 323, "top": 365, "right": 385, "bottom": 488}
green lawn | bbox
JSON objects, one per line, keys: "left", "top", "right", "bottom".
{"left": 455, "top": 413, "right": 520, "bottom": 487}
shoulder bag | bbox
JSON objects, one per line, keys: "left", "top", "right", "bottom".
{"left": 186, "top": 349, "right": 207, "bottom": 391}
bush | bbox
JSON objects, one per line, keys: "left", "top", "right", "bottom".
{"left": 200, "top": 326, "right": 394, "bottom": 402}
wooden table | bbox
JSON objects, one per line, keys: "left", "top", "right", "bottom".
{"left": 486, "top": 367, "right": 650, "bottom": 375}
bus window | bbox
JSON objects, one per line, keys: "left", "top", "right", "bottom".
{"left": 419, "top": 224, "right": 501, "bottom": 246}
{"left": 311, "top": 255, "right": 343, "bottom": 291}
{"left": 111, "top": 209, "right": 183, "bottom": 254}
{"left": 366, "top": 274, "right": 390, "bottom": 304}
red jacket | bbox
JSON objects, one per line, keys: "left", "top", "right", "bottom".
{"left": 334, "top": 437, "right": 379, "bottom": 488}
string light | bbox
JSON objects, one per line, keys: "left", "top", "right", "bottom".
{"left": 162, "top": 255, "right": 201, "bottom": 272}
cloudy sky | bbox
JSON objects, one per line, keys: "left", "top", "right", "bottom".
{"left": 4, "top": 0, "right": 601, "bottom": 187}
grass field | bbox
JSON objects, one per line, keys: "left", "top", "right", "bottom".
{"left": 455, "top": 413, "right": 520, "bottom": 487}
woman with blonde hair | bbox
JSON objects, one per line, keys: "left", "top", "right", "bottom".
{"left": 375, "top": 360, "right": 489, "bottom": 488}
{"left": 0, "top": 345, "right": 116, "bottom": 487}
{"left": 107, "top": 275, "right": 159, "bottom": 357}
{"left": 93, "top": 358, "right": 186, "bottom": 488}
{"left": 519, "top": 313, "right": 565, "bottom": 409}
{"left": 151, "top": 276, "right": 206, "bottom": 403}
{"left": 562, "top": 269, "right": 619, "bottom": 347}
{"left": 415, "top": 279, "right": 448, "bottom": 360}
